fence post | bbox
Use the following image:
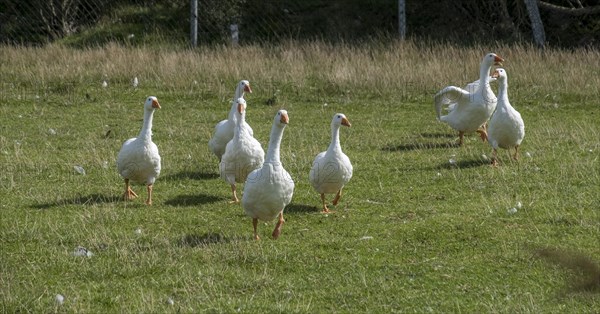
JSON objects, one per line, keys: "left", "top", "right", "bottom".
{"left": 398, "top": 0, "right": 406, "bottom": 41}
{"left": 190, "top": 0, "right": 198, "bottom": 47}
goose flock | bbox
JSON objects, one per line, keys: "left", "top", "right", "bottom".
{"left": 116, "top": 52, "right": 524, "bottom": 239}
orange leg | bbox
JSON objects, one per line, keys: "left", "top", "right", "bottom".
{"left": 145, "top": 184, "right": 153, "bottom": 205}
{"left": 229, "top": 184, "right": 239, "bottom": 204}
{"left": 458, "top": 131, "right": 465, "bottom": 146}
{"left": 320, "top": 193, "right": 331, "bottom": 213}
{"left": 272, "top": 212, "right": 285, "bottom": 239}
{"left": 513, "top": 145, "right": 520, "bottom": 160}
{"left": 476, "top": 128, "right": 488, "bottom": 142}
{"left": 252, "top": 218, "right": 260, "bottom": 240}
{"left": 332, "top": 188, "right": 343, "bottom": 206}
{"left": 491, "top": 148, "right": 499, "bottom": 167}
{"left": 123, "top": 179, "right": 138, "bottom": 200}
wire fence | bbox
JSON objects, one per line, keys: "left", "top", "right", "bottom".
{"left": 1, "top": 0, "right": 599, "bottom": 47}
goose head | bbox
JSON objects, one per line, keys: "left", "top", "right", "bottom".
{"left": 491, "top": 68, "right": 507, "bottom": 82}
{"left": 236, "top": 80, "right": 252, "bottom": 98}
{"left": 332, "top": 113, "right": 351, "bottom": 128}
{"left": 144, "top": 96, "right": 161, "bottom": 111}
{"left": 275, "top": 109, "right": 289, "bottom": 126}
{"left": 236, "top": 97, "right": 247, "bottom": 114}
{"left": 483, "top": 53, "right": 504, "bottom": 67}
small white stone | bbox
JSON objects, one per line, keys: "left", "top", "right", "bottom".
{"left": 359, "top": 236, "right": 373, "bottom": 240}
{"left": 55, "top": 294, "right": 64, "bottom": 305}
{"left": 73, "top": 246, "right": 93, "bottom": 257}
{"left": 525, "top": 152, "right": 532, "bottom": 158}
{"left": 449, "top": 158, "right": 457, "bottom": 165}
{"left": 167, "top": 297, "right": 175, "bottom": 305}
{"left": 436, "top": 172, "right": 442, "bottom": 176}
{"left": 507, "top": 207, "right": 517, "bottom": 215}
{"left": 481, "top": 154, "right": 488, "bottom": 161}
{"left": 135, "top": 228, "right": 142, "bottom": 235}
{"left": 48, "top": 128, "right": 57, "bottom": 135}
{"left": 132, "top": 76, "right": 139, "bottom": 88}
{"left": 102, "top": 161, "right": 109, "bottom": 169}
{"left": 516, "top": 201, "right": 522, "bottom": 209}
{"left": 323, "top": 103, "right": 328, "bottom": 107}
{"left": 102, "top": 81, "right": 108, "bottom": 88}
{"left": 128, "top": 34, "right": 135, "bottom": 39}
{"left": 74, "top": 165, "right": 86, "bottom": 175}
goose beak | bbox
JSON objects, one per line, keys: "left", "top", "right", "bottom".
{"left": 151, "top": 99, "right": 161, "bottom": 109}
{"left": 244, "top": 84, "right": 252, "bottom": 93}
{"left": 491, "top": 70, "right": 500, "bottom": 79}
{"left": 237, "top": 102, "right": 244, "bottom": 113}
{"left": 341, "top": 117, "right": 351, "bottom": 127}
{"left": 280, "top": 113, "right": 289, "bottom": 124}
{"left": 494, "top": 55, "right": 504, "bottom": 66}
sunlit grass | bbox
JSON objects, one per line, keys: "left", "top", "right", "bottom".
{"left": 0, "top": 41, "right": 599, "bottom": 312}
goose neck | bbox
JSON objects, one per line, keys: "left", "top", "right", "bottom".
{"left": 265, "top": 124, "right": 285, "bottom": 164}
{"left": 138, "top": 109, "right": 155, "bottom": 141}
{"left": 327, "top": 124, "right": 342, "bottom": 153}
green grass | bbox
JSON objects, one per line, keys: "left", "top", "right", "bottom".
{"left": 0, "top": 41, "right": 599, "bottom": 313}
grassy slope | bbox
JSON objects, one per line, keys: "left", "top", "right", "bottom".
{"left": 0, "top": 42, "right": 599, "bottom": 312}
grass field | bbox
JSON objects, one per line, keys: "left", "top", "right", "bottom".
{"left": 1, "top": 41, "right": 599, "bottom": 312}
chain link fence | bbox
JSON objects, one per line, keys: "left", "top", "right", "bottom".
{"left": 1, "top": 0, "right": 599, "bottom": 47}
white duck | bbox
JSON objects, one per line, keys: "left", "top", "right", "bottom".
{"left": 487, "top": 68, "right": 525, "bottom": 166}
{"left": 242, "top": 110, "right": 294, "bottom": 240}
{"left": 209, "top": 80, "right": 253, "bottom": 160}
{"left": 116, "top": 96, "right": 162, "bottom": 205}
{"left": 309, "top": 113, "right": 353, "bottom": 213}
{"left": 435, "top": 53, "right": 504, "bottom": 145}
{"left": 220, "top": 98, "right": 265, "bottom": 203}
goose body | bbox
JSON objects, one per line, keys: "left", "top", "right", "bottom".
{"left": 242, "top": 110, "right": 294, "bottom": 240}
{"left": 220, "top": 98, "right": 264, "bottom": 203}
{"left": 116, "top": 96, "right": 162, "bottom": 205}
{"left": 435, "top": 53, "right": 504, "bottom": 145}
{"left": 309, "top": 113, "right": 353, "bottom": 213}
{"left": 209, "top": 80, "right": 253, "bottom": 160}
{"left": 487, "top": 68, "right": 525, "bottom": 165}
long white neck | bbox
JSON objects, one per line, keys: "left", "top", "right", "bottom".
{"left": 478, "top": 61, "right": 492, "bottom": 90}
{"left": 265, "top": 124, "right": 285, "bottom": 164}
{"left": 138, "top": 109, "right": 155, "bottom": 141}
{"left": 327, "top": 124, "right": 342, "bottom": 154}
{"left": 234, "top": 85, "right": 245, "bottom": 101}
{"left": 227, "top": 101, "right": 239, "bottom": 122}
{"left": 233, "top": 111, "right": 248, "bottom": 140}
{"left": 497, "top": 78, "right": 509, "bottom": 107}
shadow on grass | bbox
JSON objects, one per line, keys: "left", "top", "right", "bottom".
{"left": 382, "top": 141, "right": 460, "bottom": 152}
{"left": 164, "top": 193, "right": 224, "bottom": 206}
{"left": 286, "top": 203, "right": 319, "bottom": 213}
{"left": 31, "top": 193, "right": 122, "bottom": 209}
{"left": 162, "top": 170, "right": 219, "bottom": 181}
{"left": 438, "top": 158, "right": 489, "bottom": 169}
{"left": 177, "top": 232, "right": 229, "bottom": 247}
{"left": 420, "top": 132, "right": 456, "bottom": 139}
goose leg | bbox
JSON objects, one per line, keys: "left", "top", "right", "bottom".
{"left": 332, "top": 188, "right": 343, "bottom": 206}
{"left": 145, "top": 184, "right": 153, "bottom": 205}
{"left": 491, "top": 149, "right": 499, "bottom": 167}
{"left": 123, "top": 179, "right": 138, "bottom": 200}
{"left": 321, "top": 193, "right": 331, "bottom": 213}
{"left": 476, "top": 128, "right": 488, "bottom": 142}
{"left": 229, "top": 184, "right": 239, "bottom": 204}
{"left": 272, "top": 211, "right": 285, "bottom": 240}
{"left": 458, "top": 131, "right": 465, "bottom": 146}
{"left": 513, "top": 145, "right": 520, "bottom": 160}
{"left": 252, "top": 218, "right": 260, "bottom": 240}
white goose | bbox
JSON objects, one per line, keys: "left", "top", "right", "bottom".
{"left": 309, "top": 113, "right": 353, "bottom": 213}
{"left": 220, "top": 98, "right": 265, "bottom": 203}
{"left": 209, "top": 80, "right": 253, "bottom": 160}
{"left": 116, "top": 96, "right": 162, "bottom": 205}
{"left": 242, "top": 110, "right": 294, "bottom": 240}
{"left": 487, "top": 68, "right": 525, "bottom": 166}
{"left": 435, "top": 53, "right": 504, "bottom": 145}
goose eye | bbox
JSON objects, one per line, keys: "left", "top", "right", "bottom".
{"left": 337, "top": 115, "right": 341, "bottom": 118}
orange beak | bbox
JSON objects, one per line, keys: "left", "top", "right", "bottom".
{"left": 341, "top": 117, "right": 351, "bottom": 127}
{"left": 491, "top": 70, "right": 500, "bottom": 79}
{"left": 280, "top": 113, "right": 289, "bottom": 124}
{"left": 244, "top": 84, "right": 252, "bottom": 93}
{"left": 494, "top": 55, "right": 504, "bottom": 66}
{"left": 237, "top": 102, "right": 244, "bottom": 113}
{"left": 151, "top": 99, "right": 161, "bottom": 109}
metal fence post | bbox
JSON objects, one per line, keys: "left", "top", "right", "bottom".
{"left": 190, "top": 0, "right": 198, "bottom": 47}
{"left": 398, "top": 0, "right": 406, "bottom": 41}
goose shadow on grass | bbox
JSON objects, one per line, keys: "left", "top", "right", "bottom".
{"left": 164, "top": 193, "right": 224, "bottom": 206}
{"left": 31, "top": 193, "right": 122, "bottom": 209}
{"left": 285, "top": 203, "right": 319, "bottom": 214}
{"left": 438, "top": 158, "right": 489, "bottom": 169}
{"left": 177, "top": 232, "right": 230, "bottom": 247}
{"left": 382, "top": 132, "right": 461, "bottom": 152}
{"left": 161, "top": 170, "right": 219, "bottom": 181}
